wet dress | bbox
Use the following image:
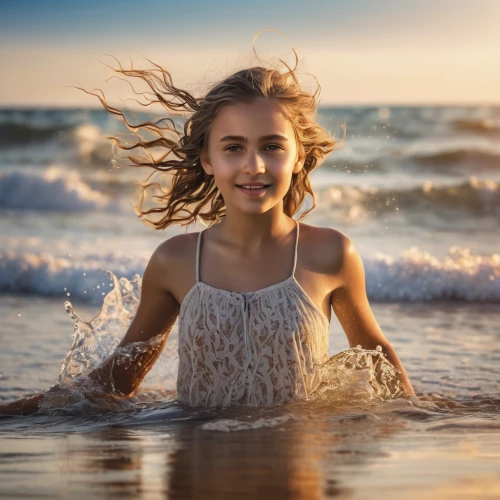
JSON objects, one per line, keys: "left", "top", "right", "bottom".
{"left": 176, "top": 221, "right": 330, "bottom": 407}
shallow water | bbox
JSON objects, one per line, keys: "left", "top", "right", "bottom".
{"left": 1, "top": 406, "right": 499, "bottom": 499}
{"left": 1, "top": 297, "right": 499, "bottom": 498}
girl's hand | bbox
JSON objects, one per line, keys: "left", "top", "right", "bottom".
{"left": 0, "top": 393, "right": 45, "bottom": 416}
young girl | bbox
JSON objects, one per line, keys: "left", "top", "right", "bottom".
{"left": 0, "top": 57, "right": 415, "bottom": 415}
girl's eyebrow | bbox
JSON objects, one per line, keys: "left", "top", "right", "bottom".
{"left": 218, "top": 134, "right": 289, "bottom": 143}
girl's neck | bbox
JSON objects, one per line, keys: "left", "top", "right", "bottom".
{"left": 214, "top": 208, "right": 295, "bottom": 250}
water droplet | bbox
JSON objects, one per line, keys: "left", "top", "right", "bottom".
{"left": 67, "top": 292, "right": 71, "bottom": 296}
{"left": 17, "top": 313, "right": 21, "bottom": 317}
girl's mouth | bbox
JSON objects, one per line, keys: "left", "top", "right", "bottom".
{"left": 236, "top": 184, "right": 271, "bottom": 196}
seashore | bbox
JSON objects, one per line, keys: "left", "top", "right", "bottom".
{"left": 1, "top": 296, "right": 499, "bottom": 499}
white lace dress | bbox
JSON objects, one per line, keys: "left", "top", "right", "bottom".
{"left": 176, "top": 222, "right": 330, "bottom": 407}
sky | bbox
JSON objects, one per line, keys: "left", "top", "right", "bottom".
{"left": 0, "top": 0, "right": 499, "bottom": 107}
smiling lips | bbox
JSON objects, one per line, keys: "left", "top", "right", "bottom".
{"left": 235, "top": 183, "right": 271, "bottom": 196}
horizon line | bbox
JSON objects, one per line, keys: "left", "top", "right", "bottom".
{"left": 1, "top": 101, "right": 499, "bottom": 110}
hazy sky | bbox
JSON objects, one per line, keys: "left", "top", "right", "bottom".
{"left": 1, "top": 0, "right": 499, "bottom": 106}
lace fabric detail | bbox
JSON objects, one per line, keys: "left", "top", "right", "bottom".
{"left": 176, "top": 222, "right": 330, "bottom": 407}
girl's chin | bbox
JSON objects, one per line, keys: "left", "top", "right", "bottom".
{"left": 225, "top": 201, "right": 282, "bottom": 216}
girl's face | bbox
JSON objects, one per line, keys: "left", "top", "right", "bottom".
{"left": 201, "top": 98, "right": 304, "bottom": 216}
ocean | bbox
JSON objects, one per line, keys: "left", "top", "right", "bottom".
{"left": 0, "top": 105, "right": 499, "bottom": 499}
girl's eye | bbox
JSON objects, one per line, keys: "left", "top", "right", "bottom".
{"left": 264, "top": 144, "right": 283, "bottom": 151}
{"left": 224, "top": 144, "right": 283, "bottom": 152}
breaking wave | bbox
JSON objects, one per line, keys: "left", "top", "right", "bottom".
{"left": 1, "top": 247, "right": 498, "bottom": 302}
{"left": 318, "top": 177, "right": 500, "bottom": 220}
{"left": 401, "top": 143, "right": 500, "bottom": 169}
{"left": 0, "top": 167, "right": 127, "bottom": 212}
{"left": 452, "top": 117, "right": 500, "bottom": 135}
{"left": 0, "top": 123, "right": 70, "bottom": 146}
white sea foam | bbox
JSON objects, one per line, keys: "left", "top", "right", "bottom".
{"left": 70, "top": 123, "right": 113, "bottom": 166}
{"left": 0, "top": 167, "right": 126, "bottom": 212}
{"left": 1, "top": 247, "right": 499, "bottom": 302}
{"left": 0, "top": 251, "right": 147, "bottom": 302}
{"left": 201, "top": 415, "right": 296, "bottom": 432}
{"left": 316, "top": 177, "right": 500, "bottom": 221}
{"left": 367, "top": 246, "right": 500, "bottom": 301}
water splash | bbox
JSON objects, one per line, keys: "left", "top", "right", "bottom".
{"left": 58, "top": 272, "right": 143, "bottom": 384}
{"left": 311, "top": 345, "right": 409, "bottom": 406}
{"left": 40, "top": 272, "right": 178, "bottom": 414}
{"left": 39, "top": 272, "right": 408, "bottom": 415}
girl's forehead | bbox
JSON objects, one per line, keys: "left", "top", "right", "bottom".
{"left": 211, "top": 99, "right": 294, "bottom": 135}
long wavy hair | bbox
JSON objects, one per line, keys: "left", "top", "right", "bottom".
{"left": 79, "top": 52, "right": 340, "bottom": 229}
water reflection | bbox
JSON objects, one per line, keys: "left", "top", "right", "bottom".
{"left": 54, "top": 404, "right": 403, "bottom": 499}
{"left": 60, "top": 428, "right": 149, "bottom": 498}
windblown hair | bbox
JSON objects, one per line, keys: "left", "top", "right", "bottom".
{"left": 80, "top": 54, "right": 340, "bottom": 229}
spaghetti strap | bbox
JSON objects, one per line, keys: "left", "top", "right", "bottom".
{"left": 197, "top": 222, "right": 298, "bottom": 283}
{"left": 291, "top": 220, "right": 300, "bottom": 278}
{"left": 195, "top": 230, "right": 203, "bottom": 283}
{"left": 177, "top": 215, "right": 329, "bottom": 408}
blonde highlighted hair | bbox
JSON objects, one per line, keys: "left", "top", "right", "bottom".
{"left": 79, "top": 47, "right": 340, "bottom": 229}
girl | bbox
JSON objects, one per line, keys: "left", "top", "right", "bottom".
{"left": 0, "top": 54, "right": 415, "bottom": 415}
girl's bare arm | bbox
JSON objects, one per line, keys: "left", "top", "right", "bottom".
{"left": 330, "top": 236, "right": 415, "bottom": 396}
{"left": 0, "top": 244, "right": 180, "bottom": 416}
{"left": 86, "top": 245, "right": 180, "bottom": 396}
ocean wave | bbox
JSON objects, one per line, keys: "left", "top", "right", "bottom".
{"left": 401, "top": 143, "right": 500, "bottom": 168}
{"left": 0, "top": 251, "right": 147, "bottom": 302}
{"left": 366, "top": 246, "right": 500, "bottom": 302}
{"left": 69, "top": 123, "right": 113, "bottom": 166}
{"left": 452, "top": 118, "right": 500, "bottom": 135}
{"left": 0, "top": 123, "right": 71, "bottom": 146}
{"left": 0, "top": 167, "right": 126, "bottom": 212}
{"left": 0, "top": 122, "right": 114, "bottom": 167}
{"left": 1, "top": 247, "right": 498, "bottom": 302}
{"left": 318, "top": 177, "right": 500, "bottom": 219}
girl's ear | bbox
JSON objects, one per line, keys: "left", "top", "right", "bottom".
{"left": 200, "top": 150, "right": 214, "bottom": 176}
{"left": 293, "top": 154, "right": 305, "bottom": 174}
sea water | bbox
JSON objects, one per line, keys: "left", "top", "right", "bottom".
{"left": 0, "top": 105, "right": 499, "bottom": 498}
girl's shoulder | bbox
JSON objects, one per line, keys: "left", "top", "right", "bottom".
{"left": 156, "top": 231, "right": 198, "bottom": 253}
{"left": 299, "top": 222, "right": 355, "bottom": 276}
{"left": 146, "top": 232, "right": 200, "bottom": 298}
{"left": 146, "top": 232, "right": 197, "bottom": 279}
{"left": 146, "top": 224, "right": 358, "bottom": 284}
{"left": 151, "top": 231, "right": 198, "bottom": 268}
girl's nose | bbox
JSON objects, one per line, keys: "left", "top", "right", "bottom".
{"left": 243, "top": 150, "right": 266, "bottom": 174}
